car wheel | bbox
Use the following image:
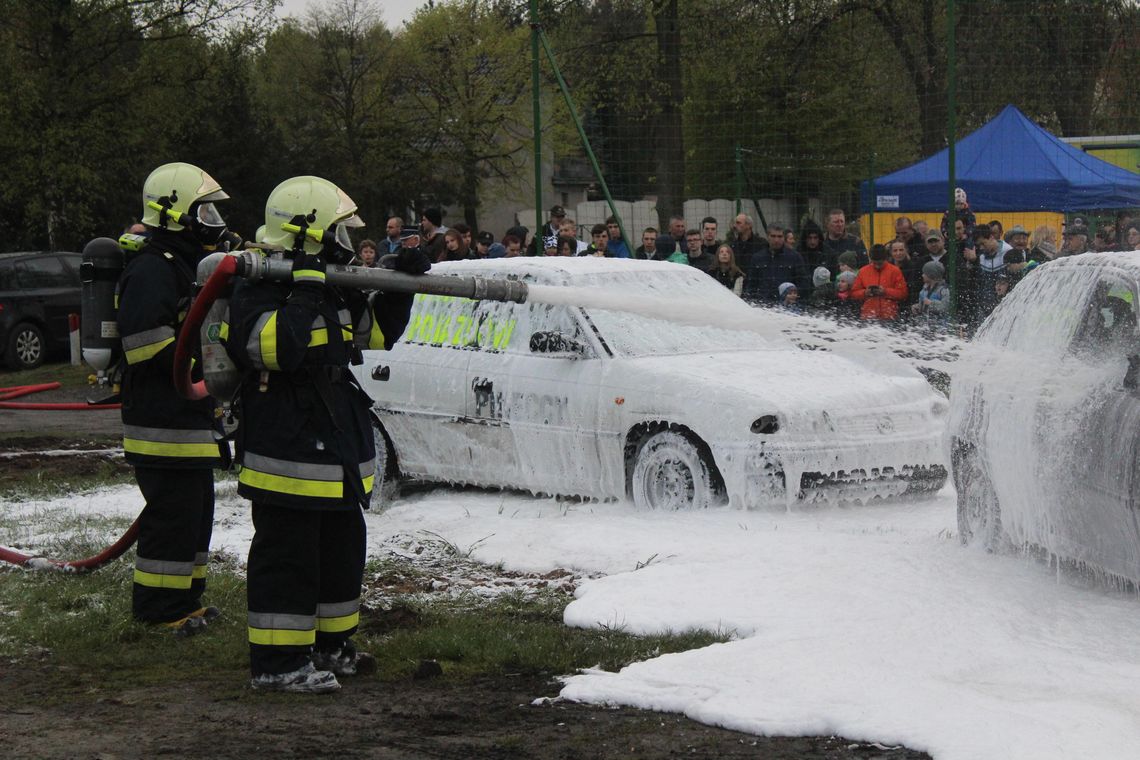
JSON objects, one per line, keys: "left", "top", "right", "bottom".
{"left": 370, "top": 416, "right": 400, "bottom": 510}
{"left": 630, "top": 430, "right": 714, "bottom": 511}
{"left": 952, "top": 440, "right": 1003, "bottom": 550}
{"left": 5, "top": 322, "right": 45, "bottom": 370}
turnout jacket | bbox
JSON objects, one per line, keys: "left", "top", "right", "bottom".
{"left": 117, "top": 231, "right": 223, "bottom": 468}
{"left": 223, "top": 254, "right": 421, "bottom": 511}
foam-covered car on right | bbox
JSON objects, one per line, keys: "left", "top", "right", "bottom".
{"left": 949, "top": 251, "right": 1140, "bottom": 583}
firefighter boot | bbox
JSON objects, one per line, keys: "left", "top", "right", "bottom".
{"left": 163, "top": 606, "right": 221, "bottom": 638}
{"left": 312, "top": 639, "right": 375, "bottom": 677}
{"left": 250, "top": 662, "right": 341, "bottom": 694}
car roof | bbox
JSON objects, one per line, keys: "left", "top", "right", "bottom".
{"left": 1038, "top": 250, "right": 1140, "bottom": 278}
{"left": 0, "top": 251, "right": 80, "bottom": 262}
{"left": 433, "top": 256, "right": 703, "bottom": 286}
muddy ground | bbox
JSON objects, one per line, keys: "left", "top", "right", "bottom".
{"left": 1, "top": 369, "right": 930, "bottom": 759}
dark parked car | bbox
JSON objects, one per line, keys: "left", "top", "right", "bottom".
{"left": 0, "top": 251, "right": 83, "bottom": 370}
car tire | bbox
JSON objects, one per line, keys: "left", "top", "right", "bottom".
{"left": 630, "top": 430, "right": 714, "bottom": 511}
{"left": 952, "top": 440, "right": 1003, "bottom": 550}
{"left": 5, "top": 322, "right": 45, "bottom": 370}
{"left": 370, "top": 416, "right": 400, "bottom": 510}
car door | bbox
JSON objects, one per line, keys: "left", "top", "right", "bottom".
{"left": 366, "top": 293, "right": 477, "bottom": 484}
{"left": 1051, "top": 271, "right": 1140, "bottom": 569}
{"left": 467, "top": 300, "right": 604, "bottom": 497}
{"left": 15, "top": 254, "right": 78, "bottom": 348}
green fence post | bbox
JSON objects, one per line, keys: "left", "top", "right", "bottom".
{"left": 529, "top": 0, "right": 543, "bottom": 248}
{"left": 947, "top": 0, "right": 958, "bottom": 325}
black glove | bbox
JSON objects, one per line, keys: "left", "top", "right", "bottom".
{"left": 291, "top": 251, "right": 326, "bottom": 289}
{"left": 391, "top": 246, "right": 431, "bottom": 276}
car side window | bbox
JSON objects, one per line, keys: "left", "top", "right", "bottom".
{"left": 0, "top": 262, "right": 13, "bottom": 290}
{"left": 16, "top": 256, "right": 70, "bottom": 288}
{"left": 1072, "top": 274, "right": 1139, "bottom": 358}
{"left": 401, "top": 294, "right": 518, "bottom": 353}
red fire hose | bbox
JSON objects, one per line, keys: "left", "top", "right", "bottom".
{"left": 0, "top": 382, "right": 121, "bottom": 410}
{"left": 174, "top": 253, "right": 237, "bottom": 401}
{"left": 0, "top": 517, "right": 140, "bottom": 572}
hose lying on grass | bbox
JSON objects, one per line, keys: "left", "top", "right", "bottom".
{"left": 0, "top": 382, "right": 133, "bottom": 570}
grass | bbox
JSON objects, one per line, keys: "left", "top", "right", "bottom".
{"left": 1, "top": 477, "right": 731, "bottom": 695}
{"left": 0, "top": 360, "right": 93, "bottom": 390}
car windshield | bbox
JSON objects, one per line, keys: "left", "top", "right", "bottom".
{"left": 976, "top": 262, "right": 1139, "bottom": 359}
{"left": 564, "top": 269, "right": 784, "bottom": 357}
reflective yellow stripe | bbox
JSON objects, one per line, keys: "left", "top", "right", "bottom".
{"left": 258, "top": 312, "right": 280, "bottom": 371}
{"left": 363, "top": 474, "right": 374, "bottom": 494}
{"left": 123, "top": 439, "right": 219, "bottom": 458}
{"left": 219, "top": 322, "right": 230, "bottom": 340}
{"left": 308, "top": 327, "right": 329, "bottom": 347}
{"left": 192, "top": 565, "right": 207, "bottom": 579}
{"left": 238, "top": 467, "right": 344, "bottom": 498}
{"left": 248, "top": 627, "right": 316, "bottom": 646}
{"left": 134, "top": 569, "right": 193, "bottom": 590}
{"left": 316, "top": 611, "right": 359, "bottom": 633}
{"left": 125, "top": 336, "right": 174, "bottom": 364}
{"left": 292, "top": 268, "right": 326, "bottom": 284}
{"left": 369, "top": 319, "right": 385, "bottom": 350}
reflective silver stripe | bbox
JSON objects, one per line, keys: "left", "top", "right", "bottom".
{"left": 336, "top": 308, "right": 351, "bottom": 325}
{"left": 122, "top": 425, "right": 217, "bottom": 445}
{"left": 248, "top": 612, "right": 315, "bottom": 631}
{"left": 316, "top": 600, "right": 359, "bottom": 618}
{"left": 241, "top": 451, "right": 343, "bottom": 482}
{"left": 246, "top": 312, "right": 275, "bottom": 367}
{"left": 136, "top": 557, "right": 195, "bottom": 576}
{"left": 194, "top": 552, "right": 209, "bottom": 566}
{"left": 312, "top": 315, "right": 327, "bottom": 330}
{"left": 121, "top": 325, "right": 175, "bottom": 351}
{"left": 359, "top": 458, "right": 375, "bottom": 479}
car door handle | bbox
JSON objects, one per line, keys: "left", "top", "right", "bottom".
{"left": 371, "top": 365, "right": 390, "bottom": 381}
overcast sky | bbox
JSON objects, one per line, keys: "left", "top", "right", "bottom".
{"left": 276, "top": 0, "right": 427, "bottom": 28}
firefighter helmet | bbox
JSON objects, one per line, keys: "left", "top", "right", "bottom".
{"left": 261, "top": 175, "right": 363, "bottom": 258}
{"left": 141, "top": 162, "right": 229, "bottom": 234}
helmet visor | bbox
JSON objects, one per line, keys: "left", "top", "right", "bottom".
{"left": 196, "top": 202, "right": 226, "bottom": 230}
{"left": 333, "top": 222, "right": 354, "bottom": 253}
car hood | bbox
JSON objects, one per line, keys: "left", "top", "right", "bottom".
{"left": 614, "top": 346, "right": 939, "bottom": 423}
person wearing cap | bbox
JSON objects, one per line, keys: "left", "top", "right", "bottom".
{"left": 543, "top": 205, "right": 567, "bottom": 241}
{"left": 940, "top": 187, "right": 976, "bottom": 244}
{"left": 778, "top": 282, "right": 801, "bottom": 312}
{"left": 420, "top": 207, "right": 446, "bottom": 262}
{"left": 474, "top": 230, "right": 494, "bottom": 258}
{"left": 809, "top": 266, "right": 837, "bottom": 312}
{"left": 912, "top": 259, "right": 951, "bottom": 330}
{"left": 917, "top": 228, "right": 947, "bottom": 270}
{"left": 851, "top": 244, "right": 908, "bottom": 322}
{"left": 1007, "top": 224, "right": 1030, "bottom": 252}
{"left": 1061, "top": 220, "right": 1089, "bottom": 256}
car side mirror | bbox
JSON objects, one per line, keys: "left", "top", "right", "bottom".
{"left": 529, "top": 330, "right": 588, "bottom": 357}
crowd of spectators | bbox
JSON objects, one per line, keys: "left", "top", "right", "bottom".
{"left": 357, "top": 200, "right": 1140, "bottom": 335}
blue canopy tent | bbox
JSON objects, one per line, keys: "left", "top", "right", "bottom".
{"left": 859, "top": 104, "right": 1140, "bottom": 212}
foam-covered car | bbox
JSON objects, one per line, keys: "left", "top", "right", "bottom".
{"left": 950, "top": 251, "right": 1140, "bottom": 582}
{"left": 357, "top": 258, "right": 947, "bottom": 510}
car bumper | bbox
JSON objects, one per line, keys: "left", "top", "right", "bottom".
{"left": 714, "top": 430, "right": 948, "bottom": 509}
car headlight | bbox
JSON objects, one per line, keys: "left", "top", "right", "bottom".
{"left": 750, "top": 415, "right": 780, "bottom": 434}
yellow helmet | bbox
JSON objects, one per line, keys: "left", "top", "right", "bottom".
{"left": 262, "top": 175, "right": 363, "bottom": 257}
{"left": 141, "top": 162, "right": 229, "bottom": 234}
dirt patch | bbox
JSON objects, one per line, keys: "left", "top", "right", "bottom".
{"left": 0, "top": 664, "right": 928, "bottom": 760}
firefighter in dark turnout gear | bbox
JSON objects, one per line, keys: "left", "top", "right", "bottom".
{"left": 224, "top": 176, "right": 429, "bottom": 694}
{"left": 118, "top": 162, "right": 230, "bottom": 634}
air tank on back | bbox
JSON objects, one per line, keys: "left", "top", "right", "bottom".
{"left": 79, "top": 237, "right": 124, "bottom": 375}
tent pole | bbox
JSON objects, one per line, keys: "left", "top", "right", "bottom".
{"left": 947, "top": 0, "right": 959, "bottom": 327}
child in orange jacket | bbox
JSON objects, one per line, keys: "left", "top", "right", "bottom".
{"left": 852, "top": 244, "right": 908, "bottom": 321}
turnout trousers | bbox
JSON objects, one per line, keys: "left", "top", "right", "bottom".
{"left": 247, "top": 501, "right": 366, "bottom": 676}
{"left": 132, "top": 467, "right": 215, "bottom": 623}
